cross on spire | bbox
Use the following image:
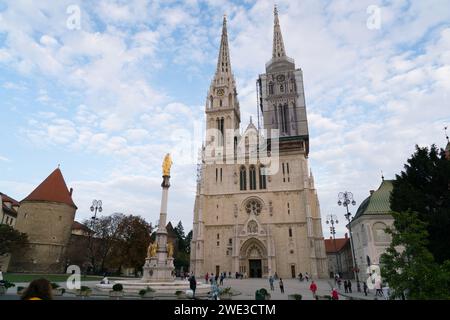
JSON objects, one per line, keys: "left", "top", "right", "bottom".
{"left": 273, "top": 4, "right": 286, "bottom": 58}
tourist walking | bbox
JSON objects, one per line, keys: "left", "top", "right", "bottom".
{"left": 375, "top": 280, "right": 383, "bottom": 297}
{"left": 344, "top": 280, "right": 348, "bottom": 293}
{"left": 219, "top": 273, "right": 224, "bottom": 286}
{"left": 309, "top": 281, "right": 317, "bottom": 299}
{"left": 348, "top": 280, "right": 352, "bottom": 293}
{"left": 298, "top": 273, "right": 303, "bottom": 281}
{"left": 363, "top": 282, "right": 368, "bottom": 296}
{"left": 305, "top": 272, "right": 310, "bottom": 282}
{"left": 205, "top": 273, "right": 209, "bottom": 283}
{"left": 331, "top": 288, "right": 339, "bottom": 300}
{"left": 189, "top": 274, "right": 197, "bottom": 298}
{"left": 21, "top": 278, "right": 53, "bottom": 300}
{"left": 279, "top": 278, "right": 285, "bottom": 294}
{"left": 269, "top": 276, "right": 275, "bottom": 291}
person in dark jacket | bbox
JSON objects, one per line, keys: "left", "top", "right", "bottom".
{"left": 348, "top": 280, "right": 352, "bottom": 293}
{"left": 189, "top": 275, "right": 197, "bottom": 298}
{"left": 344, "top": 280, "right": 348, "bottom": 293}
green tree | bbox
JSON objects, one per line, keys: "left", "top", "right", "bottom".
{"left": 185, "top": 230, "right": 192, "bottom": 254}
{"left": 109, "top": 214, "right": 152, "bottom": 276}
{"left": 380, "top": 211, "right": 450, "bottom": 300}
{"left": 83, "top": 213, "right": 124, "bottom": 274}
{"left": 0, "top": 224, "right": 28, "bottom": 256}
{"left": 390, "top": 144, "right": 450, "bottom": 263}
{"left": 174, "top": 221, "right": 186, "bottom": 251}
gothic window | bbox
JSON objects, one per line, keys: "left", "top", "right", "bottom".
{"left": 286, "top": 162, "right": 290, "bottom": 182}
{"left": 259, "top": 165, "right": 266, "bottom": 189}
{"left": 247, "top": 220, "right": 258, "bottom": 234}
{"left": 216, "top": 168, "right": 218, "bottom": 182}
{"left": 209, "top": 96, "right": 213, "bottom": 108}
{"left": 280, "top": 84, "right": 284, "bottom": 93}
{"left": 269, "top": 82, "right": 274, "bottom": 95}
{"left": 289, "top": 227, "right": 293, "bottom": 238}
{"left": 240, "top": 166, "right": 247, "bottom": 190}
{"left": 245, "top": 199, "right": 262, "bottom": 215}
{"left": 282, "top": 163, "right": 286, "bottom": 182}
{"left": 217, "top": 118, "right": 224, "bottom": 146}
{"left": 283, "top": 104, "right": 289, "bottom": 134}
{"left": 234, "top": 136, "right": 238, "bottom": 159}
{"left": 228, "top": 93, "right": 232, "bottom": 108}
{"left": 219, "top": 99, "right": 222, "bottom": 107}
{"left": 220, "top": 168, "right": 223, "bottom": 182}
{"left": 249, "top": 165, "right": 257, "bottom": 190}
{"left": 290, "top": 78, "right": 295, "bottom": 92}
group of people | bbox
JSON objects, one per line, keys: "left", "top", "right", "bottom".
{"left": 204, "top": 272, "right": 229, "bottom": 286}
{"left": 297, "top": 272, "right": 310, "bottom": 282}
{"left": 268, "top": 275, "right": 284, "bottom": 293}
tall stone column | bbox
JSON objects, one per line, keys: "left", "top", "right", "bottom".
{"left": 142, "top": 154, "right": 175, "bottom": 282}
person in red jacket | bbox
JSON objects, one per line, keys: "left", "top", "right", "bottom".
{"left": 331, "top": 288, "right": 339, "bottom": 300}
{"left": 309, "top": 281, "right": 318, "bottom": 299}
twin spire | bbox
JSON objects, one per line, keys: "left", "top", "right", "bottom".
{"left": 273, "top": 5, "right": 287, "bottom": 58}
{"left": 214, "top": 6, "right": 287, "bottom": 76}
{"left": 215, "top": 15, "right": 232, "bottom": 78}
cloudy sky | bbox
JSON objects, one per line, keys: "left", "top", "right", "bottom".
{"left": 0, "top": 0, "right": 449, "bottom": 238}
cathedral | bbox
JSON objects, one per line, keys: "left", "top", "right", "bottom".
{"left": 190, "top": 7, "right": 328, "bottom": 279}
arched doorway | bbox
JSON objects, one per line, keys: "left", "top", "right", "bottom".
{"left": 239, "top": 238, "right": 268, "bottom": 278}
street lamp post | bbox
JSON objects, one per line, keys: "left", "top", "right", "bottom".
{"left": 88, "top": 199, "right": 102, "bottom": 274}
{"left": 338, "top": 191, "right": 361, "bottom": 292}
{"left": 326, "top": 214, "right": 341, "bottom": 275}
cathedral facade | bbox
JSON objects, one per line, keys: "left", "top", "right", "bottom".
{"left": 190, "top": 8, "right": 328, "bottom": 279}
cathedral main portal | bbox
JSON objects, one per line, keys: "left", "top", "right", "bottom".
{"left": 239, "top": 238, "right": 267, "bottom": 278}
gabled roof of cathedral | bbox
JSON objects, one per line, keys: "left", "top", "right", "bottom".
{"left": 21, "top": 168, "right": 77, "bottom": 209}
{"left": 354, "top": 179, "right": 393, "bottom": 220}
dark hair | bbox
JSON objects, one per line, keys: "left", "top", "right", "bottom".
{"left": 21, "top": 278, "right": 53, "bottom": 300}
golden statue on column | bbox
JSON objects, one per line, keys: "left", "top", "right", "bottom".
{"left": 162, "top": 153, "right": 173, "bottom": 176}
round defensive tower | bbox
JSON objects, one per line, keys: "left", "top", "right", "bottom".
{"left": 9, "top": 168, "right": 77, "bottom": 273}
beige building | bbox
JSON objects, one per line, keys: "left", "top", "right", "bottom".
{"left": 0, "top": 192, "right": 20, "bottom": 272}
{"left": 190, "top": 8, "right": 328, "bottom": 279}
{"left": 9, "top": 168, "right": 77, "bottom": 273}
{"left": 349, "top": 179, "right": 394, "bottom": 282}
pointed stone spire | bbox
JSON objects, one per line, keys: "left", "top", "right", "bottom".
{"left": 216, "top": 15, "right": 232, "bottom": 78}
{"left": 273, "top": 5, "right": 286, "bottom": 58}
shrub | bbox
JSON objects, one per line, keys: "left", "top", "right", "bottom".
{"left": 139, "top": 287, "right": 155, "bottom": 296}
{"left": 221, "top": 287, "right": 232, "bottom": 294}
{"left": 112, "top": 283, "right": 123, "bottom": 292}
{"left": 292, "top": 294, "right": 302, "bottom": 300}
{"left": 80, "top": 286, "right": 91, "bottom": 292}
{"left": 175, "top": 290, "right": 184, "bottom": 296}
{"left": 51, "top": 283, "right": 60, "bottom": 289}
{"left": 1, "top": 281, "right": 15, "bottom": 289}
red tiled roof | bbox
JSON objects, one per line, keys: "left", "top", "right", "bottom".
{"left": 21, "top": 168, "right": 77, "bottom": 208}
{"left": 72, "top": 221, "right": 91, "bottom": 232}
{"left": 324, "top": 237, "right": 350, "bottom": 253}
{"left": 0, "top": 192, "right": 20, "bottom": 207}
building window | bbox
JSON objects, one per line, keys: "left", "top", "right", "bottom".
{"left": 217, "top": 233, "right": 220, "bottom": 240}
{"left": 259, "top": 165, "right": 266, "bottom": 189}
{"left": 286, "top": 162, "right": 290, "bottom": 182}
{"left": 287, "top": 202, "right": 290, "bottom": 215}
{"left": 229, "top": 238, "right": 232, "bottom": 245}
{"left": 282, "top": 163, "right": 286, "bottom": 182}
{"left": 240, "top": 166, "right": 247, "bottom": 190}
{"left": 289, "top": 227, "right": 293, "bottom": 238}
{"left": 216, "top": 168, "right": 218, "bottom": 182}
{"left": 249, "top": 165, "right": 257, "bottom": 190}
{"left": 217, "top": 241, "right": 220, "bottom": 246}
{"left": 220, "top": 168, "right": 223, "bottom": 182}
{"left": 269, "top": 82, "right": 274, "bottom": 95}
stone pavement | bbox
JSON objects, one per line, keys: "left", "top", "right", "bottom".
{"left": 0, "top": 277, "right": 382, "bottom": 300}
